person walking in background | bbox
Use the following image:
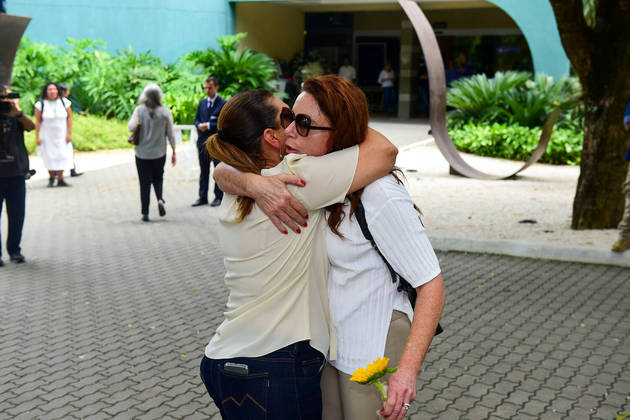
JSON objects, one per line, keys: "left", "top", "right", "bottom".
{"left": 378, "top": 62, "right": 397, "bottom": 115}
{"left": 611, "top": 99, "right": 630, "bottom": 252}
{"left": 456, "top": 52, "right": 473, "bottom": 78}
{"left": 0, "top": 85, "right": 35, "bottom": 266}
{"left": 192, "top": 76, "right": 226, "bottom": 208}
{"left": 57, "top": 83, "right": 83, "bottom": 178}
{"left": 338, "top": 57, "right": 357, "bottom": 83}
{"left": 34, "top": 82, "right": 73, "bottom": 187}
{"left": 128, "top": 84, "right": 176, "bottom": 222}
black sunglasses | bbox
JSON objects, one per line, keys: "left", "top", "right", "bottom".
{"left": 280, "top": 107, "right": 333, "bottom": 137}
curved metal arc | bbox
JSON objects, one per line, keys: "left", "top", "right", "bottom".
{"left": 397, "top": 0, "right": 561, "bottom": 180}
{"left": 0, "top": 14, "right": 32, "bottom": 86}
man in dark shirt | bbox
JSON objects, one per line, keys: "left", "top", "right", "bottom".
{"left": 192, "top": 76, "right": 227, "bottom": 207}
{"left": 0, "top": 85, "right": 35, "bottom": 266}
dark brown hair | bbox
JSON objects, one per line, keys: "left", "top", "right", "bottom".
{"left": 206, "top": 89, "right": 279, "bottom": 221}
{"left": 302, "top": 75, "right": 369, "bottom": 237}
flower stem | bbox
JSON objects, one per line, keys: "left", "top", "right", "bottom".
{"left": 373, "top": 381, "right": 388, "bottom": 402}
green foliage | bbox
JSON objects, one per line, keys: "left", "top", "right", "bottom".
{"left": 12, "top": 33, "right": 277, "bottom": 125}
{"left": 447, "top": 71, "right": 582, "bottom": 128}
{"left": 80, "top": 47, "right": 169, "bottom": 120}
{"left": 448, "top": 121, "right": 583, "bottom": 165}
{"left": 24, "top": 113, "right": 132, "bottom": 155}
{"left": 583, "top": 0, "right": 596, "bottom": 28}
{"left": 184, "top": 32, "right": 278, "bottom": 98}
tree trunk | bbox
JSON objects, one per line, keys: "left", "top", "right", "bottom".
{"left": 549, "top": 0, "right": 630, "bottom": 229}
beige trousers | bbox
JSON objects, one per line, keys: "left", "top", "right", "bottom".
{"left": 322, "top": 311, "right": 411, "bottom": 420}
{"left": 618, "top": 164, "right": 630, "bottom": 241}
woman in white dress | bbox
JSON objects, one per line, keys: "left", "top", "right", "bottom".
{"left": 34, "top": 82, "right": 73, "bottom": 187}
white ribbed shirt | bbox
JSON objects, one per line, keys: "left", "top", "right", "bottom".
{"left": 326, "top": 174, "right": 441, "bottom": 374}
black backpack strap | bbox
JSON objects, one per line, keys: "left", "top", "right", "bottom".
{"left": 355, "top": 203, "right": 400, "bottom": 288}
{"left": 354, "top": 198, "right": 442, "bottom": 336}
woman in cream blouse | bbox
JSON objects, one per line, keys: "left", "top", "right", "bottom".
{"left": 200, "top": 88, "right": 396, "bottom": 419}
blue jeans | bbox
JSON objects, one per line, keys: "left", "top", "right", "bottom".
{"left": 200, "top": 341, "right": 325, "bottom": 419}
{"left": 382, "top": 87, "right": 397, "bottom": 114}
{"left": 0, "top": 176, "right": 26, "bottom": 257}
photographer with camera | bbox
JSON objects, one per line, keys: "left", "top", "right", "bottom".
{"left": 0, "top": 84, "right": 34, "bottom": 266}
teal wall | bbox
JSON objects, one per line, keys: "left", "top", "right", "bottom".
{"left": 488, "top": 0, "right": 570, "bottom": 79}
{"left": 7, "top": 0, "right": 234, "bottom": 63}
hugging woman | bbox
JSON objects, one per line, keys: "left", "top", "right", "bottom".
{"left": 215, "top": 75, "right": 446, "bottom": 420}
{"left": 199, "top": 88, "right": 397, "bottom": 419}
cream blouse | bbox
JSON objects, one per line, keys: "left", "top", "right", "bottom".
{"left": 204, "top": 146, "right": 359, "bottom": 360}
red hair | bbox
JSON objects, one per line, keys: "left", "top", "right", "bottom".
{"left": 302, "top": 75, "right": 369, "bottom": 237}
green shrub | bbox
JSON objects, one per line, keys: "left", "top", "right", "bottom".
{"left": 184, "top": 33, "right": 278, "bottom": 98}
{"left": 12, "top": 33, "right": 277, "bottom": 125}
{"left": 24, "top": 113, "right": 132, "bottom": 155}
{"left": 447, "top": 71, "right": 582, "bottom": 128}
{"left": 448, "top": 121, "right": 583, "bottom": 165}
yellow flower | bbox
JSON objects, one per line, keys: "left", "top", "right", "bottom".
{"left": 350, "top": 357, "right": 390, "bottom": 384}
{"left": 349, "top": 357, "right": 398, "bottom": 402}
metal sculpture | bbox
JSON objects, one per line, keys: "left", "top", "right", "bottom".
{"left": 0, "top": 14, "right": 31, "bottom": 86}
{"left": 397, "top": 0, "right": 561, "bottom": 180}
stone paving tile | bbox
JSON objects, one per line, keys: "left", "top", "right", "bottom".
{"left": 1, "top": 161, "right": 630, "bottom": 419}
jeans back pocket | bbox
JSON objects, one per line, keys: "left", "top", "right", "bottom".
{"left": 218, "top": 365, "right": 269, "bottom": 419}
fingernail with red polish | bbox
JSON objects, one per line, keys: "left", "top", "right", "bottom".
{"left": 303, "top": 223, "right": 308, "bottom": 227}
{"left": 305, "top": 214, "right": 309, "bottom": 219}
{"left": 283, "top": 230, "right": 288, "bottom": 235}
{"left": 296, "top": 228, "right": 301, "bottom": 234}
{"left": 300, "top": 179, "right": 306, "bottom": 186}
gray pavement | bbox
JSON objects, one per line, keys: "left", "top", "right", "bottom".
{"left": 1, "top": 159, "right": 630, "bottom": 419}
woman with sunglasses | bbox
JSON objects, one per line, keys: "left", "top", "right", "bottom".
{"left": 214, "top": 75, "right": 445, "bottom": 420}
{"left": 200, "top": 88, "right": 397, "bottom": 420}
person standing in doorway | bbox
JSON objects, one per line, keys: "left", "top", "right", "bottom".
{"left": 338, "top": 57, "right": 357, "bottom": 83}
{"left": 611, "top": 99, "right": 630, "bottom": 252}
{"left": 378, "top": 62, "right": 397, "bottom": 115}
{"left": 192, "top": 76, "right": 226, "bottom": 207}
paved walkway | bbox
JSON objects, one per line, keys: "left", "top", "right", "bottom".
{"left": 1, "top": 149, "right": 629, "bottom": 419}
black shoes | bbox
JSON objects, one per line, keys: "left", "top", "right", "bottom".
{"left": 0, "top": 259, "right": 4, "bottom": 267}
{"left": 158, "top": 201, "right": 166, "bottom": 217}
{"left": 192, "top": 198, "right": 209, "bottom": 207}
{"left": 9, "top": 254, "right": 25, "bottom": 264}
{"left": 70, "top": 170, "right": 84, "bottom": 177}
{"left": 57, "top": 179, "right": 70, "bottom": 187}
{"left": 141, "top": 214, "right": 150, "bottom": 222}
{"left": 47, "top": 178, "right": 55, "bottom": 188}
{"left": 210, "top": 198, "right": 222, "bottom": 207}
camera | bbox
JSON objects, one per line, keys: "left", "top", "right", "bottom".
{"left": 0, "top": 93, "right": 20, "bottom": 99}
{"left": 0, "top": 93, "right": 19, "bottom": 114}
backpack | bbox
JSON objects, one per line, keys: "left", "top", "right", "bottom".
{"left": 38, "top": 98, "right": 69, "bottom": 120}
{"left": 354, "top": 198, "right": 443, "bottom": 336}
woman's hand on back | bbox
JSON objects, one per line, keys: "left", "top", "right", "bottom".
{"left": 249, "top": 174, "right": 308, "bottom": 234}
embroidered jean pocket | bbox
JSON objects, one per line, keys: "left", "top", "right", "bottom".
{"left": 218, "top": 365, "right": 269, "bottom": 419}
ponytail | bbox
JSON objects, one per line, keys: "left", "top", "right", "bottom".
{"left": 207, "top": 134, "right": 263, "bottom": 221}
